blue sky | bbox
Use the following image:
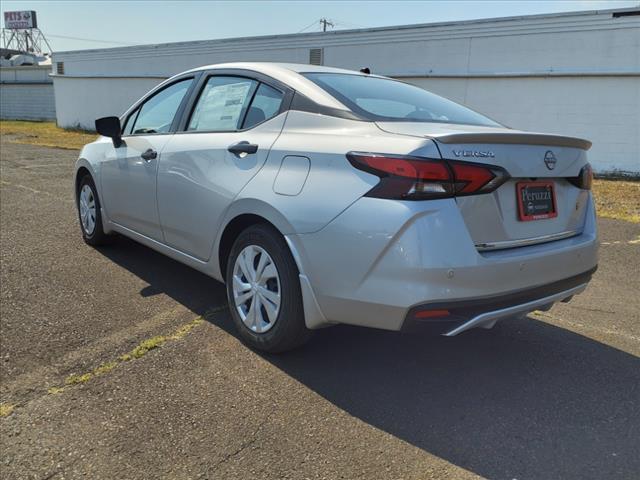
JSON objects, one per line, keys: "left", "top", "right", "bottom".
{"left": 2, "top": 0, "right": 638, "bottom": 52}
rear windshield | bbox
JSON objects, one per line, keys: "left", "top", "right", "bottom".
{"left": 303, "top": 73, "right": 500, "bottom": 127}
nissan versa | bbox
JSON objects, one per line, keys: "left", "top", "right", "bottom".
{"left": 74, "top": 63, "right": 598, "bottom": 352}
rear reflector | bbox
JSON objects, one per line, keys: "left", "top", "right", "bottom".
{"left": 347, "top": 152, "right": 509, "bottom": 200}
{"left": 414, "top": 309, "right": 450, "bottom": 319}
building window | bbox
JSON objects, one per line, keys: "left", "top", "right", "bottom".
{"left": 56, "top": 62, "right": 64, "bottom": 75}
{"left": 309, "top": 48, "right": 323, "bottom": 66}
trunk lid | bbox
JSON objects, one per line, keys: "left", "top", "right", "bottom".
{"left": 377, "top": 122, "right": 592, "bottom": 250}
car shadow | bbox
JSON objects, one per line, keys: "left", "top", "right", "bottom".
{"left": 98, "top": 236, "right": 640, "bottom": 480}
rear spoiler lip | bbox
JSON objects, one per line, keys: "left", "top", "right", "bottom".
{"left": 433, "top": 132, "right": 592, "bottom": 151}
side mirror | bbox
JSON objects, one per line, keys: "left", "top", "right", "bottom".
{"left": 95, "top": 116, "right": 123, "bottom": 148}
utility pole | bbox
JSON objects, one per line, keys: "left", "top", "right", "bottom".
{"left": 320, "top": 18, "right": 334, "bottom": 32}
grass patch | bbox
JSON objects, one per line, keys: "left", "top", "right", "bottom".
{"left": 65, "top": 372, "right": 93, "bottom": 385}
{"left": 120, "top": 318, "right": 204, "bottom": 361}
{"left": 121, "top": 336, "right": 167, "bottom": 361}
{"left": 4, "top": 310, "right": 224, "bottom": 418}
{"left": 93, "top": 361, "right": 118, "bottom": 375}
{"left": 0, "top": 403, "right": 16, "bottom": 417}
{"left": 64, "top": 359, "right": 120, "bottom": 385}
{"left": 0, "top": 120, "right": 96, "bottom": 150}
{"left": 52, "top": 314, "right": 215, "bottom": 394}
{"left": 170, "top": 317, "right": 204, "bottom": 339}
{"left": 593, "top": 179, "right": 640, "bottom": 223}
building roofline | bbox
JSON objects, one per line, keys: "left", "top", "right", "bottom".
{"left": 53, "top": 6, "right": 639, "bottom": 56}
{"left": 0, "top": 64, "right": 52, "bottom": 70}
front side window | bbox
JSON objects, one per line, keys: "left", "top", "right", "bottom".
{"left": 128, "top": 78, "right": 193, "bottom": 135}
{"left": 121, "top": 111, "right": 133, "bottom": 135}
{"left": 303, "top": 73, "right": 500, "bottom": 127}
{"left": 188, "top": 77, "right": 257, "bottom": 132}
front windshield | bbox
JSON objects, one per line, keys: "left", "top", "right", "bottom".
{"left": 303, "top": 73, "right": 501, "bottom": 127}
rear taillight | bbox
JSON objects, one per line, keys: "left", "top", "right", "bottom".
{"left": 568, "top": 163, "right": 593, "bottom": 190}
{"left": 347, "top": 152, "right": 509, "bottom": 200}
{"left": 346, "top": 153, "right": 454, "bottom": 199}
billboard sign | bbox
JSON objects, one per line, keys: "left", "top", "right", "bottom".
{"left": 3, "top": 11, "right": 38, "bottom": 29}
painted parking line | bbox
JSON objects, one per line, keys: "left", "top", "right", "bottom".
{"left": 532, "top": 310, "right": 640, "bottom": 343}
{"left": 21, "top": 163, "right": 72, "bottom": 169}
{"left": 0, "top": 179, "right": 73, "bottom": 203}
{"left": 601, "top": 236, "right": 640, "bottom": 246}
{"left": 0, "top": 306, "right": 227, "bottom": 419}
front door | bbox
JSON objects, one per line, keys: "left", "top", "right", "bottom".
{"left": 100, "top": 78, "right": 194, "bottom": 240}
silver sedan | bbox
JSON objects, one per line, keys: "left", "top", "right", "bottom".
{"left": 75, "top": 62, "right": 598, "bottom": 352}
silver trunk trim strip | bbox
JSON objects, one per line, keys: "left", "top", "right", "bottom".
{"left": 443, "top": 283, "right": 588, "bottom": 336}
{"left": 475, "top": 229, "right": 581, "bottom": 251}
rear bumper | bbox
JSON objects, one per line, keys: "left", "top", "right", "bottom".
{"left": 402, "top": 267, "right": 595, "bottom": 335}
{"left": 288, "top": 193, "right": 598, "bottom": 331}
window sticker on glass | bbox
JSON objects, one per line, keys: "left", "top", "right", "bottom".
{"left": 188, "top": 77, "right": 256, "bottom": 132}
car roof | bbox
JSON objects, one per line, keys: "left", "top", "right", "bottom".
{"left": 182, "top": 62, "right": 381, "bottom": 111}
{"left": 191, "top": 61, "right": 367, "bottom": 75}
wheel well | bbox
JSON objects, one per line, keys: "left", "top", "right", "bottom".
{"left": 75, "top": 167, "right": 91, "bottom": 196}
{"left": 218, "top": 214, "right": 279, "bottom": 276}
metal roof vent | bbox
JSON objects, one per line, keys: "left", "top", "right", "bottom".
{"left": 612, "top": 9, "right": 639, "bottom": 17}
{"left": 56, "top": 61, "right": 64, "bottom": 75}
{"left": 309, "top": 48, "right": 323, "bottom": 66}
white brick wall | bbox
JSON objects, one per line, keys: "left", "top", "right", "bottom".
{"left": 405, "top": 76, "right": 640, "bottom": 174}
{"left": 52, "top": 77, "right": 162, "bottom": 130}
{"left": 0, "top": 84, "right": 56, "bottom": 121}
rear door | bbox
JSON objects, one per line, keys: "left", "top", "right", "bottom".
{"left": 100, "top": 77, "right": 194, "bottom": 240}
{"left": 156, "top": 73, "right": 289, "bottom": 261}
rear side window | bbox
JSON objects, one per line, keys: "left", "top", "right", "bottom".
{"left": 128, "top": 78, "right": 193, "bottom": 135}
{"left": 188, "top": 77, "right": 257, "bottom": 132}
{"left": 242, "top": 83, "right": 284, "bottom": 129}
{"left": 303, "top": 73, "right": 500, "bottom": 127}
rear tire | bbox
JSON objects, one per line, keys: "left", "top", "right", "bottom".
{"left": 226, "top": 224, "right": 311, "bottom": 353}
{"left": 77, "top": 175, "right": 110, "bottom": 246}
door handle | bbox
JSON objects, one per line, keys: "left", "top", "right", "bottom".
{"left": 228, "top": 141, "right": 258, "bottom": 156}
{"left": 141, "top": 148, "right": 157, "bottom": 161}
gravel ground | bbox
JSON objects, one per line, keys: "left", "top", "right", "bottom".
{"left": 1, "top": 139, "right": 639, "bottom": 479}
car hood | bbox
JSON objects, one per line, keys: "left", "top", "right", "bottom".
{"left": 375, "top": 122, "right": 592, "bottom": 150}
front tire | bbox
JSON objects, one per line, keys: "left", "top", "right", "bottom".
{"left": 226, "top": 224, "right": 310, "bottom": 353}
{"left": 77, "top": 175, "right": 110, "bottom": 246}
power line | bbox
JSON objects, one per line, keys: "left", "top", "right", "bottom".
{"left": 297, "top": 18, "right": 342, "bottom": 34}
{"left": 297, "top": 20, "right": 319, "bottom": 33}
{"left": 47, "top": 34, "right": 132, "bottom": 46}
{"left": 332, "top": 19, "right": 366, "bottom": 29}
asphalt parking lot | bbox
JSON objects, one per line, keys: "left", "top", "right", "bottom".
{"left": 1, "top": 138, "right": 639, "bottom": 480}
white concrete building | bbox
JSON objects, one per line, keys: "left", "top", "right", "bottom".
{"left": 51, "top": 7, "right": 639, "bottom": 174}
{"left": 0, "top": 62, "right": 56, "bottom": 121}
